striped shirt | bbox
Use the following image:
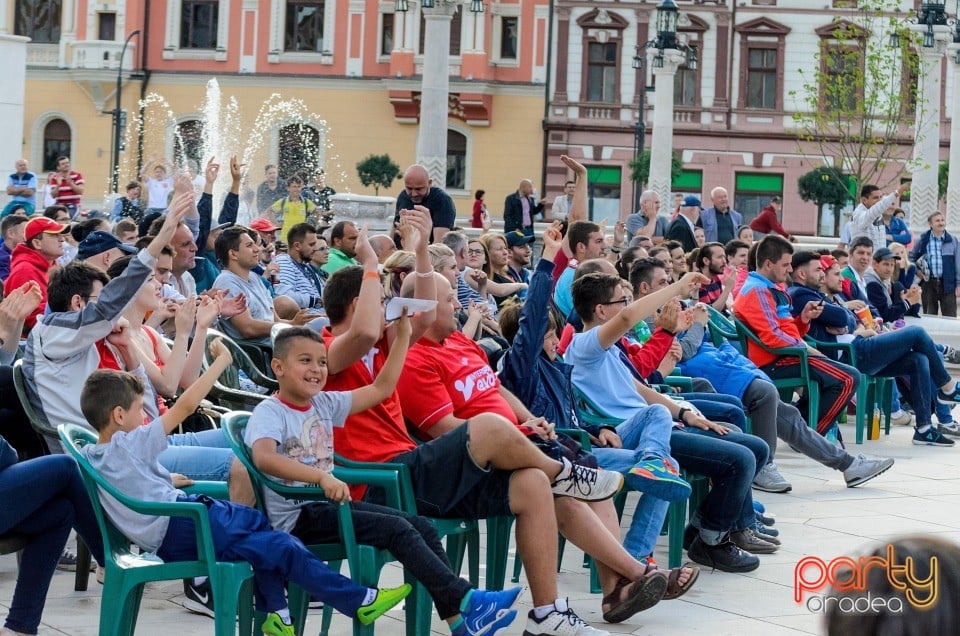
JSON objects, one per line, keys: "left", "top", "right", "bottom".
{"left": 929, "top": 234, "right": 944, "bottom": 279}
{"left": 699, "top": 276, "right": 724, "bottom": 306}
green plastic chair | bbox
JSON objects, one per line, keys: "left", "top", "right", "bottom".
{"left": 804, "top": 336, "right": 893, "bottom": 444}
{"left": 733, "top": 318, "right": 821, "bottom": 430}
{"left": 12, "top": 360, "right": 95, "bottom": 592}
{"left": 223, "top": 412, "right": 413, "bottom": 636}
{"left": 58, "top": 423, "right": 255, "bottom": 636}
{"left": 706, "top": 306, "right": 740, "bottom": 349}
{"left": 201, "top": 330, "right": 278, "bottom": 411}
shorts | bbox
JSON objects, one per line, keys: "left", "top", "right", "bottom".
{"left": 367, "top": 422, "right": 512, "bottom": 520}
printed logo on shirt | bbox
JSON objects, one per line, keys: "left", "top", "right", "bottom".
{"left": 454, "top": 367, "right": 497, "bottom": 402}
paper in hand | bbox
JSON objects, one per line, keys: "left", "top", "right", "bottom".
{"left": 385, "top": 296, "right": 437, "bottom": 321}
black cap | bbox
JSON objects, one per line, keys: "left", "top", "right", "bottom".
{"left": 77, "top": 230, "right": 138, "bottom": 260}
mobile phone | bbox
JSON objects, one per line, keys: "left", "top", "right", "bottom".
{"left": 818, "top": 299, "right": 825, "bottom": 307}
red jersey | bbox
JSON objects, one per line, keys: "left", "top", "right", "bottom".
{"left": 320, "top": 329, "right": 417, "bottom": 464}
{"left": 397, "top": 331, "right": 519, "bottom": 433}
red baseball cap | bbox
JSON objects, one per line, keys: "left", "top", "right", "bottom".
{"left": 24, "top": 217, "right": 70, "bottom": 243}
{"left": 819, "top": 255, "right": 837, "bottom": 271}
{"left": 249, "top": 218, "right": 281, "bottom": 233}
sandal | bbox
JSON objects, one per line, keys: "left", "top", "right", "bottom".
{"left": 601, "top": 568, "right": 668, "bottom": 624}
{"left": 662, "top": 562, "right": 700, "bottom": 600}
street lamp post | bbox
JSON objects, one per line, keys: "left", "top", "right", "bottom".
{"left": 111, "top": 29, "right": 140, "bottom": 193}
{"left": 630, "top": 52, "right": 651, "bottom": 214}
{"left": 395, "top": 0, "right": 484, "bottom": 188}
{"left": 644, "top": 1, "right": 696, "bottom": 213}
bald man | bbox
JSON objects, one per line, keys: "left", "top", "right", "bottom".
{"left": 393, "top": 164, "right": 458, "bottom": 244}
{"left": 369, "top": 234, "right": 397, "bottom": 264}
{"left": 504, "top": 178, "right": 545, "bottom": 237}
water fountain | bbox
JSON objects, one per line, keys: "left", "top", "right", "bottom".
{"left": 113, "top": 78, "right": 399, "bottom": 231}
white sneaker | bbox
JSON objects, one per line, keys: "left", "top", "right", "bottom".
{"left": 522, "top": 599, "right": 609, "bottom": 635}
{"left": 551, "top": 461, "right": 623, "bottom": 502}
{"left": 889, "top": 411, "right": 913, "bottom": 427}
{"left": 843, "top": 454, "right": 895, "bottom": 488}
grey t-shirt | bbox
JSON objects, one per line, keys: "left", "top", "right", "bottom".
{"left": 626, "top": 213, "right": 669, "bottom": 240}
{"left": 213, "top": 269, "right": 275, "bottom": 343}
{"left": 244, "top": 392, "right": 352, "bottom": 532}
{"left": 81, "top": 418, "right": 183, "bottom": 552}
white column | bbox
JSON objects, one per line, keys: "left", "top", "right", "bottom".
{"left": 416, "top": 1, "right": 458, "bottom": 189}
{"left": 947, "top": 43, "right": 960, "bottom": 230}
{"left": 0, "top": 0, "right": 10, "bottom": 35}
{"left": 647, "top": 49, "right": 684, "bottom": 212}
{"left": 0, "top": 35, "right": 28, "bottom": 207}
{"left": 909, "top": 27, "right": 949, "bottom": 234}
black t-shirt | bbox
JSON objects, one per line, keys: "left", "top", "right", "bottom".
{"left": 394, "top": 186, "right": 458, "bottom": 243}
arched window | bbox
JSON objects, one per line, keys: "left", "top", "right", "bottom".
{"left": 173, "top": 120, "right": 204, "bottom": 170}
{"left": 42, "top": 119, "right": 71, "bottom": 172}
{"left": 447, "top": 130, "right": 467, "bottom": 191}
{"left": 15, "top": 0, "right": 62, "bottom": 43}
{"left": 278, "top": 124, "right": 321, "bottom": 181}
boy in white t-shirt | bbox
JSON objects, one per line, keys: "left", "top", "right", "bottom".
{"left": 80, "top": 338, "right": 410, "bottom": 636}
{"left": 245, "top": 317, "right": 523, "bottom": 636}
{"left": 142, "top": 161, "right": 174, "bottom": 213}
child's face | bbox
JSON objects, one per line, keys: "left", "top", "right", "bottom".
{"left": 273, "top": 338, "right": 328, "bottom": 399}
{"left": 117, "top": 396, "right": 145, "bottom": 432}
{"left": 542, "top": 328, "right": 559, "bottom": 362}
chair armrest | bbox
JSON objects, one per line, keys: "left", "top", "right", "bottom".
{"left": 557, "top": 428, "right": 592, "bottom": 451}
{"left": 333, "top": 455, "right": 416, "bottom": 513}
{"left": 663, "top": 375, "right": 694, "bottom": 392}
{"left": 182, "top": 481, "right": 229, "bottom": 500}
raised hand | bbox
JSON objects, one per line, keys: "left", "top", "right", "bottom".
{"left": 205, "top": 156, "right": 221, "bottom": 184}
{"left": 541, "top": 221, "right": 563, "bottom": 260}
{"left": 677, "top": 271, "right": 711, "bottom": 297}
{"left": 655, "top": 298, "right": 683, "bottom": 333}
{"left": 560, "top": 154, "right": 586, "bottom": 177}
{"left": 395, "top": 307, "right": 412, "bottom": 342}
{"left": 196, "top": 295, "right": 221, "bottom": 329}
{"left": 354, "top": 224, "right": 377, "bottom": 269}
{"left": 208, "top": 337, "right": 233, "bottom": 366}
{"left": 219, "top": 292, "right": 247, "bottom": 318}
{"left": 175, "top": 295, "right": 199, "bottom": 333}
{"left": 614, "top": 220, "right": 626, "bottom": 247}
{"left": 229, "top": 155, "right": 244, "bottom": 182}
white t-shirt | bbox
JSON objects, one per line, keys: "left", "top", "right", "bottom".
{"left": 81, "top": 418, "right": 182, "bottom": 552}
{"left": 145, "top": 177, "right": 173, "bottom": 209}
{"left": 244, "top": 392, "right": 352, "bottom": 532}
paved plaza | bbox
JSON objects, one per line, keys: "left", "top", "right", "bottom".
{"left": 6, "top": 412, "right": 960, "bottom": 636}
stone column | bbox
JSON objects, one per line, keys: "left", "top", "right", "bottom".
{"left": 416, "top": 1, "right": 458, "bottom": 189}
{"left": 947, "top": 43, "right": 960, "bottom": 230}
{"left": 0, "top": 35, "right": 28, "bottom": 207}
{"left": 909, "top": 27, "right": 949, "bottom": 234}
{"left": 647, "top": 49, "right": 684, "bottom": 211}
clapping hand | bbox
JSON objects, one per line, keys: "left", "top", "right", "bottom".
{"left": 195, "top": 295, "right": 221, "bottom": 329}
{"left": 175, "top": 295, "right": 198, "bottom": 334}
{"left": 205, "top": 157, "right": 221, "bottom": 185}
{"left": 208, "top": 337, "right": 233, "bottom": 366}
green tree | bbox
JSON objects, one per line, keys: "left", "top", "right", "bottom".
{"left": 789, "top": 0, "right": 927, "bottom": 196}
{"left": 798, "top": 166, "right": 851, "bottom": 236}
{"left": 629, "top": 149, "right": 683, "bottom": 189}
{"left": 939, "top": 160, "right": 949, "bottom": 201}
{"left": 356, "top": 154, "right": 401, "bottom": 195}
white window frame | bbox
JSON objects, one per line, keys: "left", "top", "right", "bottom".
{"left": 267, "top": 0, "right": 335, "bottom": 65}
{"left": 377, "top": 1, "right": 396, "bottom": 63}
{"left": 491, "top": 2, "right": 520, "bottom": 67}
{"left": 163, "top": 0, "right": 230, "bottom": 61}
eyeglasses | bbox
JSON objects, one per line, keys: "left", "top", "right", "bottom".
{"left": 601, "top": 296, "right": 631, "bottom": 307}
{"left": 467, "top": 249, "right": 485, "bottom": 256}
{"left": 316, "top": 246, "right": 329, "bottom": 252}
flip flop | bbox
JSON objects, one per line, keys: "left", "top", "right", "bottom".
{"left": 662, "top": 562, "right": 700, "bottom": 600}
{"left": 601, "top": 571, "right": 667, "bottom": 624}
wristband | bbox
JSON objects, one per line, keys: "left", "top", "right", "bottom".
{"left": 363, "top": 271, "right": 380, "bottom": 281}
{"left": 415, "top": 270, "right": 434, "bottom": 278}
{"left": 676, "top": 408, "right": 690, "bottom": 424}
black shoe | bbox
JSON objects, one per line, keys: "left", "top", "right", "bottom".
{"left": 755, "top": 510, "right": 775, "bottom": 527}
{"left": 687, "top": 536, "right": 760, "bottom": 573}
{"left": 937, "top": 383, "right": 960, "bottom": 405}
{"left": 682, "top": 524, "right": 698, "bottom": 551}
{"left": 183, "top": 579, "right": 215, "bottom": 618}
{"left": 913, "top": 426, "right": 956, "bottom": 447}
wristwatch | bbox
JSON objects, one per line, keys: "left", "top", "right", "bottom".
{"left": 676, "top": 407, "right": 690, "bottom": 424}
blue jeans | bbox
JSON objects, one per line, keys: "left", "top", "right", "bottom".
{"left": 158, "top": 427, "right": 235, "bottom": 482}
{"left": 591, "top": 403, "right": 677, "bottom": 558}
{"left": 0, "top": 455, "right": 105, "bottom": 634}
{"left": 671, "top": 427, "right": 768, "bottom": 534}
{"left": 854, "top": 326, "right": 951, "bottom": 428}
{"left": 681, "top": 392, "right": 749, "bottom": 431}
{"left": 159, "top": 495, "right": 369, "bottom": 615}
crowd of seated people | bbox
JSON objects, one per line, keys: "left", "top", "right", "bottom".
{"left": 4, "top": 155, "right": 960, "bottom": 636}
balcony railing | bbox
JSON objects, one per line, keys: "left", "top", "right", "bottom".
{"left": 25, "top": 43, "right": 59, "bottom": 68}
{"left": 72, "top": 40, "right": 134, "bottom": 70}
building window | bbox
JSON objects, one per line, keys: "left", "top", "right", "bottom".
{"left": 98, "top": 12, "right": 117, "bottom": 41}
{"left": 674, "top": 64, "right": 697, "bottom": 106}
{"left": 419, "top": 7, "right": 462, "bottom": 56}
{"left": 585, "top": 166, "right": 621, "bottom": 222}
{"left": 586, "top": 43, "right": 618, "bottom": 103}
{"left": 279, "top": 124, "right": 321, "bottom": 180}
{"left": 181, "top": 0, "right": 219, "bottom": 49}
{"left": 42, "top": 119, "right": 71, "bottom": 172}
{"left": 733, "top": 172, "right": 783, "bottom": 227}
{"left": 173, "top": 120, "right": 204, "bottom": 169}
{"left": 447, "top": 130, "right": 467, "bottom": 191}
{"left": 746, "top": 47, "right": 777, "bottom": 109}
{"left": 285, "top": 1, "right": 325, "bottom": 52}
{"left": 736, "top": 17, "right": 790, "bottom": 111}
{"left": 15, "top": 0, "right": 61, "bottom": 43}
{"left": 380, "top": 13, "right": 394, "bottom": 56}
{"left": 822, "top": 46, "right": 861, "bottom": 112}
{"left": 499, "top": 16, "right": 518, "bottom": 60}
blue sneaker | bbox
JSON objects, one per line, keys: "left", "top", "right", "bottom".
{"left": 752, "top": 501, "right": 766, "bottom": 514}
{"left": 454, "top": 587, "right": 522, "bottom": 636}
{"left": 627, "top": 459, "right": 692, "bottom": 502}
{"left": 937, "top": 383, "right": 960, "bottom": 404}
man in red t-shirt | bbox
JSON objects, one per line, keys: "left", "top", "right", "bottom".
{"left": 397, "top": 272, "right": 674, "bottom": 624}
{"left": 320, "top": 214, "right": 630, "bottom": 633}
{"left": 49, "top": 156, "right": 85, "bottom": 212}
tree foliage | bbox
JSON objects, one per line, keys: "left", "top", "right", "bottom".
{"left": 939, "top": 160, "right": 949, "bottom": 201}
{"left": 789, "top": 0, "right": 927, "bottom": 194}
{"left": 629, "top": 149, "right": 683, "bottom": 188}
{"left": 356, "top": 154, "right": 402, "bottom": 195}
{"left": 798, "top": 166, "right": 851, "bottom": 209}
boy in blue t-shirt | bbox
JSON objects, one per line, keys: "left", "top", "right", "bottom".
{"left": 80, "top": 338, "right": 410, "bottom": 636}
{"left": 245, "top": 316, "right": 523, "bottom": 636}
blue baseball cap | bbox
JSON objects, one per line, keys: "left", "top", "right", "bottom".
{"left": 682, "top": 195, "right": 702, "bottom": 207}
{"left": 77, "top": 230, "right": 138, "bottom": 260}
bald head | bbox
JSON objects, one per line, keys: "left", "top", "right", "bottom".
{"left": 403, "top": 164, "right": 432, "bottom": 204}
{"left": 518, "top": 179, "right": 534, "bottom": 197}
{"left": 369, "top": 234, "right": 397, "bottom": 264}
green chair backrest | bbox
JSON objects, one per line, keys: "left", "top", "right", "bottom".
{"left": 203, "top": 330, "right": 277, "bottom": 410}
{"left": 571, "top": 385, "right": 622, "bottom": 428}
